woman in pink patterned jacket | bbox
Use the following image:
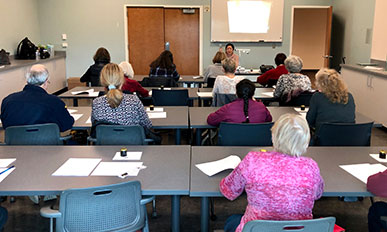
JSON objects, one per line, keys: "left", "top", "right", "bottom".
{"left": 220, "top": 114, "right": 324, "bottom": 232}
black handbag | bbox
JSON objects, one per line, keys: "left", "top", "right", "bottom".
{"left": 16, "top": 37, "right": 37, "bottom": 59}
{"left": 0, "top": 49, "right": 10, "bottom": 65}
{"left": 260, "top": 64, "right": 274, "bottom": 74}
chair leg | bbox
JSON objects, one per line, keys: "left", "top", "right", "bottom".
{"left": 210, "top": 198, "right": 217, "bottom": 221}
{"left": 151, "top": 198, "right": 157, "bottom": 218}
{"left": 370, "top": 197, "right": 374, "bottom": 205}
{"left": 49, "top": 218, "right": 54, "bottom": 232}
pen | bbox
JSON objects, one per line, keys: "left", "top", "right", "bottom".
{"left": 0, "top": 165, "right": 15, "bottom": 175}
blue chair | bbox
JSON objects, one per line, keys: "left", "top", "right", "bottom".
{"left": 0, "top": 206, "right": 7, "bottom": 230}
{"left": 152, "top": 89, "right": 189, "bottom": 106}
{"left": 242, "top": 217, "right": 336, "bottom": 232}
{"left": 218, "top": 122, "right": 274, "bottom": 146}
{"left": 313, "top": 122, "right": 373, "bottom": 146}
{"left": 89, "top": 125, "right": 153, "bottom": 145}
{"left": 40, "top": 181, "right": 153, "bottom": 232}
{"left": 211, "top": 93, "right": 237, "bottom": 107}
{"left": 5, "top": 123, "right": 71, "bottom": 145}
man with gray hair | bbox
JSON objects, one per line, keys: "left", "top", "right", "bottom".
{"left": 1, "top": 64, "right": 74, "bottom": 131}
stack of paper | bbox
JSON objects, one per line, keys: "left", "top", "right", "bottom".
{"left": 370, "top": 154, "right": 387, "bottom": 163}
{"left": 196, "top": 155, "right": 241, "bottom": 176}
{"left": 147, "top": 111, "right": 167, "bottom": 119}
{"left": 146, "top": 107, "right": 164, "bottom": 112}
{"left": 0, "top": 158, "right": 16, "bottom": 168}
{"left": 70, "top": 114, "right": 83, "bottom": 121}
{"left": 113, "top": 151, "right": 142, "bottom": 160}
{"left": 339, "top": 163, "right": 387, "bottom": 183}
{"left": 71, "top": 89, "right": 99, "bottom": 97}
{"left": 197, "top": 92, "right": 213, "bottom": 98}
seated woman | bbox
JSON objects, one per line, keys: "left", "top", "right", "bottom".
{"left": 306, "top": 68, "right": 355, "bottom": 133}
{"left": 149, "top": 50, "right": 180, "bottom": 81}
{"left": 119, "top": 61, "right": 149, "bottom": 98}
{"left": 81, "top": 47, "right": 110, "bottom": 86}
{"left": 207, "top": 79, "right": 272, "bottom": 126}
{"left": 225, "top": 43, "right": 239, "bottom": 67}
{"left": 203, "top": 51, "right": 226, "bottom": 86}
{"left": 257, "top": 53, "right": 288, "bottom": 86}
{"left": 274, "top": 55, "right": 312, "bottom": 101}
{"left": 212, "top": 58, "right": 244, "bottom": 98}
{"left": 220, "top": 113, "right": 324, "bottom": 232}
{"left": 91, "top": 63, "right": 151, "bottom": 130}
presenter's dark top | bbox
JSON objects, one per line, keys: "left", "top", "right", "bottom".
{"left": 306, "top": 92, "right": 355, "bottom": 132}
{"left": 80, "top": 61, "right": 109, "bottom": 86}
{"left": 1, "top": 84, "right": 74, "bottom": 132}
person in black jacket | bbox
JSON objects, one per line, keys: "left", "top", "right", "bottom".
{"left": 80, "top": 47, "right": 110, "bottom": 86}
{"left": 1, "top": 64, "right": 74, "bottom": 132}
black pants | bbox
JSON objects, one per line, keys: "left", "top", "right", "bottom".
{"left": 369, "top": 201, "right": 387, "bottom": 232}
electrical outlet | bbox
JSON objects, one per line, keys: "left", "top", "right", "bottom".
{"left": 62, "top": 34, "right": 67, "bottom": 40}
{"left": 62, "top": 42, "right": 68, "bottom": 48}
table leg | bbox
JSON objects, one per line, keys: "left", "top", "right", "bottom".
{"left": 201, "top": 197, "right": 210, "bottom": 232}
{"left": 73, "top": 99, "right": 78, "bottom": 107}
{"left": 175, "top": 129, "right": 181, "bottom": 145}
{"left": 196, "top": 128, "right": 202, "bottom": 146}
{"left": 171, "top": 195, "right": 181, "bottom": 232}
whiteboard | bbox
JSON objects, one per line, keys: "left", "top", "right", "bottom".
{"left": 211, "top": 0, "right": 284, "bottom": 42}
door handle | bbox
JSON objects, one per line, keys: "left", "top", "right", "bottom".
{"left": 165, "top": 42, "right": 170, "bottom": 51}
{"left": 323, "top": 55, "right": 333, "bottom": 59}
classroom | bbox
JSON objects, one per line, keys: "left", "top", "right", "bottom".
{"left": 0, "top": 0, "right": 387, "bottom": 231}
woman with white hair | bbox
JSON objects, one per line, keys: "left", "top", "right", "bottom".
{"left": 119, "top": 61, "right": 149, "bottom": 98}
{"left": 220, "top": 114, "right": 324, "bottom": 232}
{"left": 212, "top": 58, "right": 244, "bottom": 98}
{"left": 274, "top": 55, "right": 312, "bottom": 101}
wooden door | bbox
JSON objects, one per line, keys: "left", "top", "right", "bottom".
{"left": 127, "top": 8, "right": 165, "bottom": 75}
{"left": 165, "top": 8, "right": 199, "bottom": 75}
{"left": 127, "top": 7, "right": 200, "bottom": 75}
{"left": 291, "top": 7, "right": 332, "bottom": 69}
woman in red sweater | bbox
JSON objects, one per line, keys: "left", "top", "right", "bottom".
{"left": 257, "top": 53, "right": 288, "bottom": 86}
{"left": 119, "top": 61, "right": 149, "bottom": 97}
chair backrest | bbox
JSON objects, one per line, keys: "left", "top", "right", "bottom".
{"left": 242, "top": 217, "right": 336, "bottom": 232}
{"left": 5, "top": 123, "right": 62, "bottom": 145}
{"left": 207, "top": 77, "right": 216, "bottom": 88}
{"left": 266, "top": 78, "right": 278, "bottom": 88}
{"left": 212, "top": 93, "right": 237, "bottom": 107}
{"left": 218, "top": 122, "right": 274, "bottom": 146}
{"left": 140, "top": 76, "right": 178, "bottom": 87}
{"left": 279, "top": 91, "right": 314, "bottom": 106}
{"left": 96, "top": 125, "right": 147, "bottom": 145}
{"left": 57, "top": 181, "right": 145, "bottom": 232}
{"left": 152, "top": 89, "right": 189, "bottom": 106}
{"left": 314, "top": 122, "right": 374, "bottom": 146}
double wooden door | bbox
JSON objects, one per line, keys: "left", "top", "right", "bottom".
{"left": 127, "top": 7, "right": 199, "bottom": 75}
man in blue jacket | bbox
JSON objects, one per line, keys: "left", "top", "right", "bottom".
{"left": 1, "top": 64, "right": 74, "bottom": 131}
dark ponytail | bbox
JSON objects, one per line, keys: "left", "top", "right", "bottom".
{"left": 236, "top": 79, "right": 256, "bottom": 123}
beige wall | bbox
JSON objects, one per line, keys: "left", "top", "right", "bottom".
{"left": 0, "top": 0, "right": 41, "bottom": 55}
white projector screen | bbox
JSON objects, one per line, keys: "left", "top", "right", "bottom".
{"left": 211, "top": 0, "right": 284, "bottom": 42}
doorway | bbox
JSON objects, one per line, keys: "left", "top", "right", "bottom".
{"left": 290, "top": 6, "right": 333, "bottom": 69}
{"left": 126, "top": 6, "right": 201, "bottom": 76}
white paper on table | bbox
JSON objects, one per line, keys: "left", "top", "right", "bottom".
{"left": 0, "top": 158, "right": 16, "bottom": 168}
{"left": 86, "top": 117, "right": 91, "bottom": 124}
{"left": 157, "top": 87, "right": 171, "bottom": 90}
{"left": 88, "top": 91, "right": 100, "bottom": 97}
{"left": 0, "top": 167, "right": 15, "bottom": 183}
{"left": 196, "top": 155, "right": 241, "bottom": 176}
{"left": 70, "top": 114, "right": 83, "bottom": 121}
{"left": 91, "top": 162, "right": 144, "bottom": 176}
{"left": 71, "top": 89, "right": 94, "bottom": 95}
{"left": 370, "top": 154, "right": 387, "bottom": 163}
{"left": 339, "top": 163, "right": 387, "bottom": 183}
{"left": 52, "top": 158, "right": 101, "bottom": 176}
{"left": 193, "top": 76, "right": 202, "bottom": 79}
{"left": 147, "top": 112, "right": 167, "bottom": 119}
{"left": 261, "top": 92, "right": 274, "bottom": 97}
{"left": 294, "top": 107, "right": 309, "bottom": 113}
{"left": 197, "top": 92, "right": 213, "bottom": 98}
{"left": 67, "top": 109, "right": 77, "bottom": 114}
{"left": 146, "top": 107, "right": 164, "bottom": 112}
{"left": 113, "top": 152, "right": 142, "bottom": 161}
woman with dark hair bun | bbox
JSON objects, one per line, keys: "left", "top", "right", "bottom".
{"left": 207, "top": 79, "right": 272, "bottom": 126}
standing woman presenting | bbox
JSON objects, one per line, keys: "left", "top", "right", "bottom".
{"left": 224, "top": 43, "right": 239, "bottom": 67}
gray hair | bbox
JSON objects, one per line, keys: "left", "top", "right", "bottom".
{"left": 271, "top": 113, "right": 310, "bottom": 157}
{"left": 26, "top": 64, "right": 49, "bottom": 85}
{"left": 221, "top": 58, "right": 237, "bottom": 74}
{"left": 285, "top": 55, "right": 303, "bottom": 73}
